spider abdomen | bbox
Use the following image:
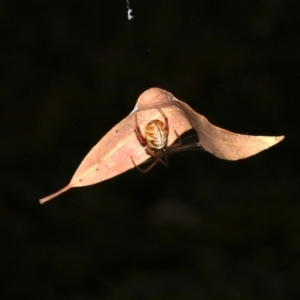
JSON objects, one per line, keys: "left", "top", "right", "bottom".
{"left": 145, "top": 120, "right": 168, "bottom": 149}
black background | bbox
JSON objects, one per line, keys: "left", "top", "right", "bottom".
{"left": 1, "top": 1, "right": 298, "bottom": 299}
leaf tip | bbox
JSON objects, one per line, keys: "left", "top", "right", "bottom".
{"left": 271, "top": 135, "right": 285, "bottom": 147}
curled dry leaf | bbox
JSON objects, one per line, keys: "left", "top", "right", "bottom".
{"left": 39, "top": 87, "right": 284, "bottom": 204}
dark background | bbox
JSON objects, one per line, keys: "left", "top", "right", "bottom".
{"left": 1, "top": 1, "right": 298, "bottom": 299}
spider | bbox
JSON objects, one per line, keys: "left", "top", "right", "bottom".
{"left": 131, "top": 107, "right": 180, "bottom": 173}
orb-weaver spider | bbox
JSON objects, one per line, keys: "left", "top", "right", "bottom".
{"left": 131, "top": 107, "right": 181, "bottom": 173}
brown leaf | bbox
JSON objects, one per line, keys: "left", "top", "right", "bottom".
{"left": 172, "top": 100, "right": 285, "bottom": 160}
{"left": 39, "top": 87, "right": 284, "bottom": 204}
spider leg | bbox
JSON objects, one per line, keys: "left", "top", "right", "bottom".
{"left": 162, "top": 149, "right": 169, "bottom": 167}
{"left": 134, "top": 113, "right": 147, "bottom": 146}
{"left": 145, "top": 147, "right": 168, "bottom": 168}
{"left": 167, "top": 130, "right": 182, "bottom": 149}
{"left": 131, "top": 154, "right": 160, "bottom": 174}
{"left": 157, "top": 107, "right": 169, "bottom": 128}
